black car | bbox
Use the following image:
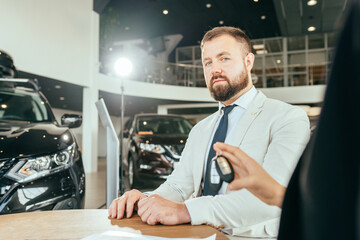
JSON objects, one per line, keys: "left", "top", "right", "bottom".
{"left": 122, "top": 114, "right": 193, "bottom": 188}
{"left": 0, "top": 79, "right": 85, "bottom": 214}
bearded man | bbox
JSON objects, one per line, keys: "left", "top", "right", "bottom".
{"left": 108, "top": 26, "right": 310, "bottom": 238}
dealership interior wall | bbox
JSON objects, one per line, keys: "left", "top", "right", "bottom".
{"left": 0, "top": 0, "right": 326, "bottom": 173}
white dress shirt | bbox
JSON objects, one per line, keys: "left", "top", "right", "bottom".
{"left": 203, "top": 86, "right": 258, "bottom": 194}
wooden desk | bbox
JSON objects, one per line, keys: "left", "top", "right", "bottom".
{"left": 0, "top": 209, "right": 228, "bottom": 240}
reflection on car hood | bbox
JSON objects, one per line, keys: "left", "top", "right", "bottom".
{"left": 0, "top": 122, "right": 74, "bottom": 160}
{"left": 133, "top": 134, "right": 188, "bottom": 145}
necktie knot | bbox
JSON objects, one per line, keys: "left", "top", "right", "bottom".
{"left": 222, "top": 104, "right": 236, "bottom": 116}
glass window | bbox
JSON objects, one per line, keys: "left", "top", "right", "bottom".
{"left": 251, "top": 40, "right": 264, "bottom": 54}
{"left": 266, "top": 75, "right": 284, "bottom": 88}
{"left": 309, "top": 65, "right": 326, "bottom": 85}
{"left": 288, "top": 53, "right": 306, "bottom": 72}
{"left": 308, "top": 51, "right": 326, "bottom": 65}
{"left": 308, "top": 34, "right": 324, "bottom": 49}
{"left": 327, "top": 49, "right": 334, "bottom": 62}
{"left": 265, "top": 55, "right": 284, "bottom": 74}
{"left": 287, "top": 36, "right": 305, "bottom": 51}
{"left": 289, "top": 74, "right": 307, "bottom": 86}
{"left": 0, "top": 90, "right": 51, "bottom": 122}
{"left": 177, "top": 48, "right": 193, "bottom": 61}
{"left": 253, "top": 56, "right": 263, "bottom": 71}
{"left": 265, "top": 38, "right": 283, "bottom": 53}
{"left": 253, "top": 75, "right": 263, "bottom": 88}
{"left": 194, "top": 47, "right": 201, "bottom": 60}
{"left": 136, "top": 116, "right": 193, "bottom": 135}
{"left": 327, "top": 32, "right": 336, "bottom": 48}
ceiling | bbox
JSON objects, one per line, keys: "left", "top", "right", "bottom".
{"left": 14, "top": 0, "right": 347, "bottom": 117}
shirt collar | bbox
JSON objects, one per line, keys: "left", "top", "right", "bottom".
{"left": 218, "top": 86, "right": 257, "bottom": 111}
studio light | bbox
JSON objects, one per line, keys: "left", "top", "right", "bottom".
{"left": 113, "top": 57, "right": 133, "bottom": 195}
{"left": 114, "top": 58, "right": 133, "bottom": 77}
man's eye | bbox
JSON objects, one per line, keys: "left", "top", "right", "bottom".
{"left": 221, "top": 57, "right": 230, "bottom": 62}
{"left": 205, "top": 61, "right": 212, "bottom": 66}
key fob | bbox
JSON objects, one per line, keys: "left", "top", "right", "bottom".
{"left": 214, "top": 154, "right": 234, "bottom": 183}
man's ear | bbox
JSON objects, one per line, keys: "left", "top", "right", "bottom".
{"left": 245, "top": 53, "right": 255, "bottom": 71}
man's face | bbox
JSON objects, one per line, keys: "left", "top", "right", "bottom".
{"left": 202, "top": 34, "right": 249, "bottom": 102}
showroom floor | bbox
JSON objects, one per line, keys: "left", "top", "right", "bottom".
{"left": 84, "top": 158, "right": 107, "bottom": 209}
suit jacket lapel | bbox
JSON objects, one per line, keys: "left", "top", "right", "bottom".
{"left": 229, "top": 91, "right": 266, "bottom": 146}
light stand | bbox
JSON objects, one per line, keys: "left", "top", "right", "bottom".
{"left": 119, "top": 80, "right": 125, "bottom": 195}
{"left": 114, "top": 57, "right": 133, "bottom": 196}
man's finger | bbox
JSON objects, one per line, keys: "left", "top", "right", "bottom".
{"left": 108, "top": 199, "right": 117, "bottom": 218}
{"left": 126, "top": 195, "right": 138, "bottom": 218}
{"left": 117, "top": 196, "right": 127, "bottom": 219}
{"left": 147, "top": 213, "right": 159, "bottom": 225}
{"left": 139, "top": 207, "right": 151, "bottom": 223}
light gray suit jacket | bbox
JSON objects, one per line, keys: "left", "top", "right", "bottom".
{"left": 151, "top": 91, "right": 310, "bottom": 237}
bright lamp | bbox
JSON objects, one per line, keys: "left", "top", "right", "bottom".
{"left": 114, "top": 58, "right": 133, "bottom": 77}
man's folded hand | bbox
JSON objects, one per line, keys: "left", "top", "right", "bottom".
{"left": 137, "top": 194, "right": 191, "bottom": 225}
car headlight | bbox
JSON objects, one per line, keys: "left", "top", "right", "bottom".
{"left": 139, "top": 143, "right": 165, "bottom": 154}
{"left": 5, "top": 144, "right": 75, "bottom": 183}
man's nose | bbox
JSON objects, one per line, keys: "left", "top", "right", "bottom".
{"left": 211, "top": 62, "right": 222, "bottom": 75}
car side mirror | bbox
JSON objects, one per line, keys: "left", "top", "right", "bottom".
{"left": 61, "top": 114, "right": 82, "bottom": 128}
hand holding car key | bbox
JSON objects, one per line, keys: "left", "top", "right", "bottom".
{"left": 212, "top": 152, "right": 234, "bottom": 183}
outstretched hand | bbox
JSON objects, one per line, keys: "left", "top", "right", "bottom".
{"left": 213, "top": 142, "right": 286, "bottom": 208}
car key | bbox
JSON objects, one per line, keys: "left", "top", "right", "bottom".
{"left": 213, "top": 154, "right": 234, "bottom": 183}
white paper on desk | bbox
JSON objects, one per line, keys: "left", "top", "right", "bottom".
{"left": 82, "top": 230, "right": 216, "bottom": 240}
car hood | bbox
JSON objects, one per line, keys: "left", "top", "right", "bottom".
{"left": 133, "top": 134, "right": 188, "bottom": 145}
{"left": 0, "top": 121, "right": 74, "bottom": 160}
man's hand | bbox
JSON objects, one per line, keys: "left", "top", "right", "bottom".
{"left": 108, "top": 189, "right": 147, "bottom": 219}
{"left": 137, "top": 194, "right": 191, "bottom": 225}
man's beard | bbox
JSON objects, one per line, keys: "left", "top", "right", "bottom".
{"left": 209, "top": 71, "right": 249, "bottom": 102}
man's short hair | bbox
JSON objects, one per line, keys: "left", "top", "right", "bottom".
{"left": 201, "top": 26, "right": 251, "bottom": 55}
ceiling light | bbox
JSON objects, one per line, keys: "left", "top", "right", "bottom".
{"left": 109, "top": 48, "right": 113, "bottom": 51}
{"left": 114, "top": 57, "right": 133, "bottom": 77}
{"left": 54, "top": 85, "right": 61, "bottom": 89}
{"left": 206, "top": 3, "right": 212, "bottom": 8}
{"left": 59, "top": 97, "right": 65, "bottom": 101}
{"left": 307, "top": 0, "right": 317, "bottom": 6}
{"left": 125, "top": 26, "right": 130, "bottom": 30}
{"left": 307, "top": 26, "right": 316, "bottom": 32}
{"left": 163, "top": 10, "right": 168, "bottom": 15}
{"left": 276, "top": 59, "right": 281, "bottom": 64}
{"left": 253, "top": 0, "right": 259, "bottom": 2}
{"left": 219, "top": 20, "right": 224, "bottom": 25}
{"left": 253, "top": 44, "right": 265, "bottom": 50}
{"left": 261, "top": 15, "right": 266, "bottom": 20}
{"left": 1, "top": 104, "right": 7, "bottom": 109}
{"left": 255, "top": 50, "right": 268, "bottom": 55}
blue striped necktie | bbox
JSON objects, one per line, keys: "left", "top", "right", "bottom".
{"left": 203, "top": 104, "right": 236, "bottom": 196}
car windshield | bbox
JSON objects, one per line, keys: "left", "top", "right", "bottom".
{"left": 136, "top": 116, "right": 192, "bottom": 135}
{"left": 0, "top": 89, "right": 52, "bottom": 122}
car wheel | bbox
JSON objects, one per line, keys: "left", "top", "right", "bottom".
{"left": 126, "top": 155, "right": 137, "bottom": 189}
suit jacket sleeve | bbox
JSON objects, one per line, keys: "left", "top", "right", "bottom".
{"left": 149, "top": 121, "right": 206, "bottom": 202}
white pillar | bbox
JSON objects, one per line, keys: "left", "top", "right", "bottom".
{"left": 82, "top": 9, "right": 100, "bottom": 173}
